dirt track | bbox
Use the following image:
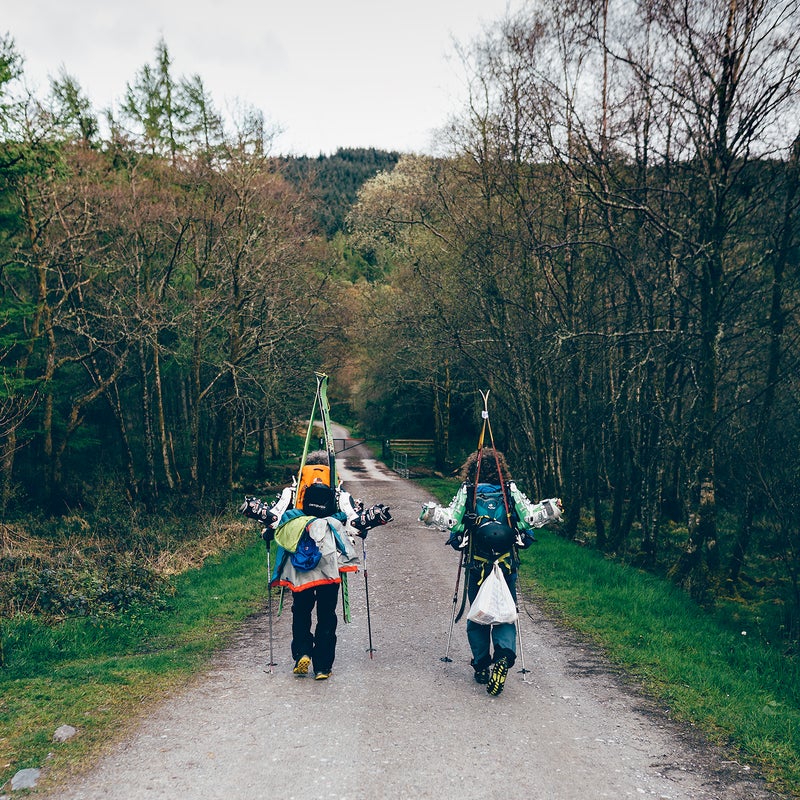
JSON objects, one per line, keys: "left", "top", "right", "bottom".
{"left": 39, "top": 438, "right": 785, "bottom": 800}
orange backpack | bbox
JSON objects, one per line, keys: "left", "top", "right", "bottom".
{"left": 295, "top": 463, "right": 332, "bottom": 512}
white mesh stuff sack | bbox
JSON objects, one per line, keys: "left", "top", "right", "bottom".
{"left": 467, "top": 562, "right": 518, "bottom": 625}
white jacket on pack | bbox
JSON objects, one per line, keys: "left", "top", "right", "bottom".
{"left": 271, "top": 514, "right": 359, "bottom": 592}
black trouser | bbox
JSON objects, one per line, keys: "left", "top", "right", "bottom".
{"left": 291, "top": 582, "right": 339, "bottom": 673}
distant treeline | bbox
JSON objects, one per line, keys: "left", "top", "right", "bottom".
{"left": 276, "top": 148, "right": 400, "bottom": 237}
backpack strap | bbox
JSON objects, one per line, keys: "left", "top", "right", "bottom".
{"left": 329, "top": 520, "right": 350, "bottom": 555}
{"left": 473, "top": 552, "right": 514, "bottom": 582}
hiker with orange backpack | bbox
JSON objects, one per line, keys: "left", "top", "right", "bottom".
{"left": 240, "top": 449, "right": 391, "bottom": 679}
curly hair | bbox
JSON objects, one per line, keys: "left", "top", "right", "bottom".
{"left": 304, "top": 449, "right": 330, "bottom": 466}
{"left": 459, "top": 448, "right": 509, "bottom": 484}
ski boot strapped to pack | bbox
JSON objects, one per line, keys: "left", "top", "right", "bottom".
{"left": 238, "top": 484, "right": 297, "bottom": 530}
{"left": 419, "top": 499, "right": 458, "bottom": 530}
{"left": 508, "top": 482, "right": 563, "bottom": 528}
{"left": 354, "top": 503, "right": 392, "bottom": 537}
{"left": 239, "top": 496, "right": 278, "bottom": 528}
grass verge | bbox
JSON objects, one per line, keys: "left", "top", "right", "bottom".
{"left": 0, "top": 531, "right": 269, "bottom": 792}
{"left": 520, "top": 534, "right": 800, "bottom": 795}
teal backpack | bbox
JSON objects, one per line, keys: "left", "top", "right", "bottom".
{"left": 474, "top": 484, "right": 510, "bottom": 523}
{"left": 472, "top": 483, "right": 516, "bottom": 556}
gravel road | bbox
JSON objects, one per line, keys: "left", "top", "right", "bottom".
{"left": 41, "top": 437, "right": 785, "bottom": 800}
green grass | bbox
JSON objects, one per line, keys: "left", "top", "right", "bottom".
{"left": 519, "top": 534, "right": 800, "bottom": 793}
{"left": 0, "top": 534, "right": 270, "bottom": 791}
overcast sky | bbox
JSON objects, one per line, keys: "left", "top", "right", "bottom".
{"left": 4, "top": 0, "right": 519, "bottom": 156}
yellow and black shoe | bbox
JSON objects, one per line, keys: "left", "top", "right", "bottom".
{"left": 487, "top": 657, "right": 509, "bottom": 696}
{"left": 314, "top": 670, "right": 332, "bottom": 680}
{"left": 473, "top": 666, "right": 491, "bottom": 685}
{"left": 293, "top": 655, "right": 311, "bottom": 676}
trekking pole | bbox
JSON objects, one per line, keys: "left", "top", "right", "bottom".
{"left": 362, "top": 537, "right": 376, "bottom": 658}
{"left": 515, "top": 608, "right": 530, "bottom": 681}
{"left": 264, "top": 536, "right": 277, "bottom": 674}
{"left": 441, "top": 551, "right": 465, "bottom": 662}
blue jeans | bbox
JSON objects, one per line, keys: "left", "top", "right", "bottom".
{"left": 466, "top": 566, "right": 517, "bottom": 669}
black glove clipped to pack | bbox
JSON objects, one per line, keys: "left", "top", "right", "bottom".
{"left": 238, "top": 496, "right": 277, "bottom": 527}
{"left": 353, "top": 503, "right": 392, "bottom": 537}
{"left": 517, "top": 529, "right": 537, "bottom": 549}
{"left": 446, "top": 530, "right": 464, "bottom": 550}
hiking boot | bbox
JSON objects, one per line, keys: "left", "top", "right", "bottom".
{"left": 473, "top": 666, "right": 490, "bottom": 685}
{"left": 487, "top": 657, "right": 509, "bottom": 696}
{"left": 293, "top": 655, "right": 311, "bottom": 676}
{"left": 314, "top": 670, "right": 332, "bottom": 680}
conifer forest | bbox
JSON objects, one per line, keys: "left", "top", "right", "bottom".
{"left": 2, "top": 0, "right": 800, "bottom": 649}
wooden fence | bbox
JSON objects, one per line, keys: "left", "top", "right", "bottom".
{"left": 383, "top": 439, "right": 435, "bottom": 477}
{"left": 385, "top": 439, "right": 435, "bottom": 457}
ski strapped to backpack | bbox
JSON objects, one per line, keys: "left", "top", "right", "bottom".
{"left": 454, "top": 389, "right": 514, "bottom": 623}
{"left": 311, "top": 372, "right": 352, "bottom": 623}
{"left": 314, "top": 371, "right": 337, "bottom": 487}
{"left": 475, "top": 389, "right": 513, "bottom": 527}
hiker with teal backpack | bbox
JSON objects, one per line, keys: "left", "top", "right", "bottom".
{"left": 420, "top": 395, "right": 563, "bottom": 696}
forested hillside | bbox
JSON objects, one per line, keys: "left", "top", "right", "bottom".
{"left": 2, "top": 0, "right": 800, "bottom": 659}
{"left": 276, "top": 148, "right": 400, "bottom": 237}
